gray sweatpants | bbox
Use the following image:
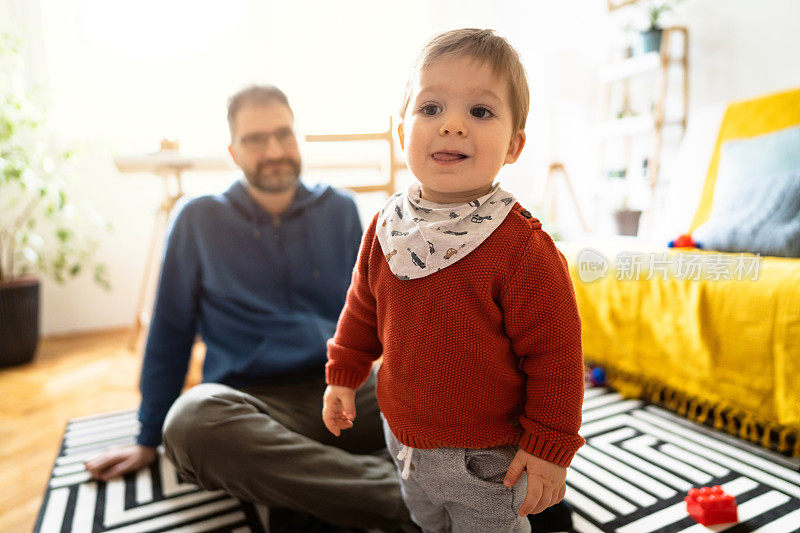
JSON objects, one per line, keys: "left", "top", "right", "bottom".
{"left": 161, "top": 371, "right": 409, "bottom": 530}
{"left": 382, "top": 416, "right": 530, "bottom": 533}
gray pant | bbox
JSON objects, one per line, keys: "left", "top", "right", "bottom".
{"left": 383, "top": 417, "right": 530, "bottom": 533}
{"left": 161, "top": 371, "right": 409, "bottom": 530}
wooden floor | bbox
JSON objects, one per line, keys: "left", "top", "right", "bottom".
{"left": 0, "top": 328, "right": 203, "bottom": 533}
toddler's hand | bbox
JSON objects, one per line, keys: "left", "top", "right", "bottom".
{"left": 503, "top": 448, "right": 567, "bottom": 516}
{"left": 322, "top": 385, "right": 357, "bottom": 436}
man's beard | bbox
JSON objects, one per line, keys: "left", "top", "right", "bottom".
{"left": 244, "top": 157, "right": 302, "bottom": 193}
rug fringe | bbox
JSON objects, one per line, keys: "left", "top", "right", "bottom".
{"left": 587, "top": 361, "right": 800, "bottom": 458}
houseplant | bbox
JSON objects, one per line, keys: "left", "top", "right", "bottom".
{"left": 613, "top": 204, "right": 643, "bottom": 236}
{"left": 1, "top": 33, "right": 109, "bottom": 367}
{"left": 605, "top": 165, "right": 643, "bottom": 236}
{"left": 636, "top": 0, "right": 684, "bottom": 54}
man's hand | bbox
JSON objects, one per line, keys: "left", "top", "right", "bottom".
{"left": 503, "top": 448, "right": 567, "bottom": 516}
{"left": 84, "top": 444, "right": 157, "bottom": 482}
{"left": 322, "top": 385, "right": 357, "bottom": 436}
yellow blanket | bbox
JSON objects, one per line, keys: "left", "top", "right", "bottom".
{"left": 560, "top": 243, "right": 800, "bottom": 429}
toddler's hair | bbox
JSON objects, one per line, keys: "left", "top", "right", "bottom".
{"left": 400, "top": 29, "right": 530, "bottom": 132}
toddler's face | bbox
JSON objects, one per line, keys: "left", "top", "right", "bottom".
{"left": 399, "top": 55, "right": 525, "bottom": 204}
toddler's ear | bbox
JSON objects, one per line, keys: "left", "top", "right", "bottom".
{"left": 505, "top": 130, "right": 526, "bottom": 164}
{"left": 397, "top": 122, "right": 405, "bottom": 150}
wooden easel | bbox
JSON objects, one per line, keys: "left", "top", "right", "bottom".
{"left": 114, "top": 140, "right": 231, "bottom": 350}
{"left": 542, "top": 162, "right": 591, "bottom": 234}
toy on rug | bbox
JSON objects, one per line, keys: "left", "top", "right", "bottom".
{"left": 685, "top": 486, "right": 738, "bottom": 526}
{"left": 585, "top": 366, "right": 606, "bottom": 387}
{"left": 668, "top": 233, "right": 703, "bottom": 249}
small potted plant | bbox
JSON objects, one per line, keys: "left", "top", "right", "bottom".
{"left": 1, "top": 33, "right": 109, "bottom": 367}
{"left": 613, "top": 202, "right": 643, "bottom": 237}
{"left": 636, "top": 0, "right": 684, "bottom": 55}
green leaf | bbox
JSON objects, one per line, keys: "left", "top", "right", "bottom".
{"left": 53, "top": 252, "right": 66, "bottom": 270}
{"left": 94, "top": 264, "right": 111, "bottom": 291}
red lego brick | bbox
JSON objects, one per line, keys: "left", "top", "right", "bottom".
{"left": 685, "top": 486, "right": 738, "bottom": 526}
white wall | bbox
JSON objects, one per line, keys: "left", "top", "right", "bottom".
{"left": 2, "top": 0, "right": 799, "bottom": 335}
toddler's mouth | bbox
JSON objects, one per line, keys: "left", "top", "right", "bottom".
{"left": 431, "top": 151, "right": 468, "bottom": 162}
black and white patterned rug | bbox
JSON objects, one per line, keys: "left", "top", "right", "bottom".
{"left": 566, "top": 388, "right": 800, "bottom": 532}
{"left": 34, "top": 388, "right": 800, "bottom": 532}
{"left": 33, "top": 409, "right": 268, "bottom": 532}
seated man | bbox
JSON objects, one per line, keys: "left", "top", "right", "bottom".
{"left": 85, "top": 85, "right": 409, "bottom": 531}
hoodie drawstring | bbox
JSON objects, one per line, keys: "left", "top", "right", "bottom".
{"left": 397, "top": 445, "right": 414, "bottom": 479}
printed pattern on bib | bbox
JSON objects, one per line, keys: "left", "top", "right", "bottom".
{"left": 376, "top": 183, "right": 515, "bottom": 280}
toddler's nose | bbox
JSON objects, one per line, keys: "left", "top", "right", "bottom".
{"left": 439, "top": 115, "right": 466, "bottom": 137}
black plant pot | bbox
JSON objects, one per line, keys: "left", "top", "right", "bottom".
{"left": 0, "top": 277, "right": 40, "bottom": 367}
{"left": 614, "top": 209, "right": 642, "bottom": 236}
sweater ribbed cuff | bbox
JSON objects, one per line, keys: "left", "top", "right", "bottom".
{"left": 518, "top": 431, "right": 577, "bottom": 468}
{"left": 325, "top": 366, "right": 368, "bottom": 389}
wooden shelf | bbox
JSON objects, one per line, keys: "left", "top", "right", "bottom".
{"left": 593, "top": 26, "right": 690, "bottom": 237}
{"left": 597, "top": 51, "right": 683, "bottom": 83}
{"left": 597, "top": 115, "right": 685, "bottom": 138}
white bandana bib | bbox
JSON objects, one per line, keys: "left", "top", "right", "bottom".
{"left": 375, "top": 183, "right": 516, "bottom": 280}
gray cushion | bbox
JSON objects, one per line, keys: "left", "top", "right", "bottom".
{"left": 693, "top": 126, "right": 800, "bottom": 258}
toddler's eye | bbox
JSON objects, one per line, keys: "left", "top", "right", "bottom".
{"left": 470, "top": 107, "right": 494, "bottom": 119}
{"left": 420, "top": 104, "right": 442, "bottom": 116}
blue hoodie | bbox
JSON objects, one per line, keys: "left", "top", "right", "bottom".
{"left": 137, "top": 179, "right": 363, "bottom": 447}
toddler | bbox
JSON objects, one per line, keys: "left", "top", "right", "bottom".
{"left": 323, "top": 28, "right": 584, "bottom": 533}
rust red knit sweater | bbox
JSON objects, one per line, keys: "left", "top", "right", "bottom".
{"left": 326, "top": 204, "right": 585, "bottom": 467}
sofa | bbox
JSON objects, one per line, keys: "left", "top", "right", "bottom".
{"left": 557, "top": 87, "right": 800, "bottom": 457}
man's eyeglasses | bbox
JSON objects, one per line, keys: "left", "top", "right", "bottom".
{"left": 236, "top": 127, "right": 297, "bottom": 150}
